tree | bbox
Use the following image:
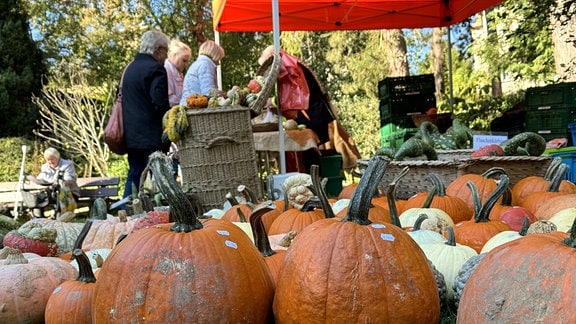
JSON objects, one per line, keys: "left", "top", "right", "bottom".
{"left": 0, "top": 0, "right": 46, "bottom": 137}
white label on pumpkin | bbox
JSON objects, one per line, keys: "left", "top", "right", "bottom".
{"left": 380, "top": 233, "right": 395, "bottom": 241}
{"left": 225, "top": 240, "right": 238, "bottom": 249}
{"left": 216, "top": 230, "right": 230, "bottom": 236}
{"left": 371, "top": 224, "right": 386, "bottom": 229}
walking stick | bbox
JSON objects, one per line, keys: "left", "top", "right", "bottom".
{"left": 14, "top": 145, "right": 28, "bottom": 220}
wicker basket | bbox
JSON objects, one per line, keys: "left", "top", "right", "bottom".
{"left": 358, "top": 155, "right": 552, "bottom": 199}
{"left": 178, "top": 105, "right": 261, "bottom": 211}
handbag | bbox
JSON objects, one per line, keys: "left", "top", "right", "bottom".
{"left": 104, "top": 65, "right": 129, "bottom": 155}
{"left": 21, "top": 190, "right": 49, "bottom": 209}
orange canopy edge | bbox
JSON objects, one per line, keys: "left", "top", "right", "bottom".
{"left": 213, "top": 0, "right": 506, "bottom": 32}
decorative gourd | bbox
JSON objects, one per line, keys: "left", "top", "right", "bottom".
{"left": 527, "top": 220, "right": 558, "bottom": 234}
{"left": 0, "top": 247, "right": 77, "bottom": 323}
{"left": 185, "top": 94, "right": 208, "bottom": 108}
{"left": 548, "top": 207, "right": 576, "bottom": 232}
{"left": 273, "top": 156, "right": 440, "bottom": 322}
{"left": 82, "top": 212, "right": 136, "bottom": 250}
{"left": 130, "top": 209, "right": 170, "bottom": 232}
{"left": 456, "top": 218, "right": 576, "bottom": 323}
{"left": 471, "top": 144, "right": 504, "bottom": 158}
{"left": 21, "top": 218, "right": 84, "bottom": 255}
{"left": 452, "top": 175, "right": 512, "bottom": 253}
{"left": 399, "top": 186, "right": 454, "bottom": 234}
{"left": 282, "top": 173, "right": 314, "bottom": 209}
{"left": 452, "top": 253, "right": 486, "bottom": 308}
{"left": 45, "top": 249, "right": 96, "bottom": 324}
{"left": 446, "top": 167, "right": 506, "bottom": 211}
{"left": 403, "top": 173, "right": 472, "bottom": 223}
{"left": 499, "top": 131, "right": 547, "bottom": 156}
{"left": 393, "top": 137, "right": 438, "bottom": 161}
{"left": 3, "top": 221, "right": 59, "bottom": 256}
{"left": 407, "top": 214, "right": 447, "bottom": 246}
{"left": 480, "top": 217, "right": 530, "bottom": 253}
{"left": 91, "top": 152, "right": 275, "bottom": 323}
{"left": 419, "top": 226, "right": 478, "bottom": 304}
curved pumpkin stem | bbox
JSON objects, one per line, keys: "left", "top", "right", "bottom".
{"left": 519, "top": 217, "right": 530, "bottom": 236}
{"left": 467, "top": 174, "right": 509, "bottom": 223}
{"left": 225, "top": 192, "right": 240, "bottom": 206}
{"left": 544, "top": 157, "right": 562, "bottom": 180}
{"left": 237, "top": 184, "right": 259, "bottom": 205}
{"left": 546, "top": 163, "right": 567, "bottom": 192}
{"left": 412, "top": 214, "right": 429, "bottom": 232}
{"left": 311, "top": 165, "right": 335, "bottom": 219}
{"left": 428, "top": 173, "right": 447, "bottom": 197}
{"left": 249, "top": 201, "right": 277, "bottom": 257}
{"left": 300, "top": 197, "right": 322, "bottom": 211}
{"left": 343, "top": 156, "right": 389, "bottom": 225}
{"left": 422, "top": 185, "right": 438, "bottom": 208}
{"left": 72, "top": 220, "right": 93, "bottom": 252}
{"left": 562, "top": 215, "right": 576, "bottom": 248}
{"left": 385, "top": 166, "right": 409, "bottom": 227}
{"left": 148, "top": 152, "right": 203, "bottom": 232}
{"left": 236, "top": 208, "right": 248, "bottom": 223}
{"left": 73, "top": 248, "right": 97, "bottom": 284}
{"left": 481, "top": 167, "right": 508, "bottom": 179}
{"left": 444, "top": 226, "right": 456, "bottom": 246}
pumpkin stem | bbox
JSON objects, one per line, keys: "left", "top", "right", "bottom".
{"left": 500, "top": 187, "right": 513, "bottom": 206}
{"left": 422, "top": 186, "right": 438, "bottom": 208}
{"left": 311, "top": 165, "right": 335, "bottom": 218}
{"left": 481, "top": 167, "right": 508, "bottom": 179}
{"left": 72, "top": 220, "right": 93, "bottom": 252}
{"left": 412, "top": 214, "right": 428, "bottom": 231}
{"left": 543, "top": 157, "right": 562, "bottom": 180}
{"left": 519, "top": 217, "right": 530, "bottom": 236}
{"left": 236, "top": 207, "right": 247, "bottom": 223}
{"left": 470, "top": 174, "right": 509, "bottom": 223}
{"left": 300, "top": 197, "right": 322, "bottom": 211}
{"left": 444, "top": 226, "right": 456, "bottom": 246}
{"left": 546, "top": 163, "right": 567, "bottom": 192}
{"left": 225, "top": 192, "right": 240, "bottom": 206}
{"left": 147, "top": 152, "right": 203, "bottom": 232}
{"left": 249, "top": 201, "right": 277, "bottom": 257}
{"left": 428, "top": 173, "right": 446, "bottom": 197}
{"left": 343, "top": 156, "right": 389, "bottom": 225}
{"left": 562, "top": 214, "right": 576, "bottom": 248}
{"left": 385, "top": 166, "right": 409, "bottom": 227}
{"left": 237, "top": 184, "right": 259, "bottom": 205}
{"left": 72, "top": 248, "right": 97, "bottom": 284}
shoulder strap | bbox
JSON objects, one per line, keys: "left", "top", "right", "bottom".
{"left": 118, "top": 62, "right": 132, "bottom": 96}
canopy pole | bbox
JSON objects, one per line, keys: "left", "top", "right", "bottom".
{"left": 215, "top": 31, "right": 223, "bottom": 90}
{"left": 272, "top": 0, "right": 286, "bottom": 174}
{"left": 447, "top": 25, "right": 454, "bottom": 115}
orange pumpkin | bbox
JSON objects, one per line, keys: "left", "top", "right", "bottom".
{"left": 453, "top": 175, "right": 512, "bottom": 253}
{"left": 520, "top": 164, "right": 571, "bottom": 215}
{"left": 533, "top": 193, "right": 576, "bottom": 221}
{"left": 446, "top": 167, "right": 506, "bottom": 211}
{"left": 45, "top": 249, "right": 96, "bottom": 324}
{"left": 91, "top": 152, "right": 275, "bottom": 323}
{"left": 273, "top": 156, "right": 440, "bottom": 322}
{"left": 268, "top": 198, "right": 326, "bottom": 235}
{"left": 457, "top": 220, "right": 575, "bottom": 323}
{"left": 403, "top": 173, "right": 473, "bottom": 223}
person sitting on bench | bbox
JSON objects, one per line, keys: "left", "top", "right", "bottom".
{"left": 26, "top": 147, "right": 80, "bottom": 217}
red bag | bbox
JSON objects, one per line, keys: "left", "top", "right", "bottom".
{"left": 278, "top": 52, "right": 310, "bottom": 112}
{"left": 104, "top": 66, "right": 128, "bottom": 155}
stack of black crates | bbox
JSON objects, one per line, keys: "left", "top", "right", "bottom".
{"left": 524, "top": 82, "right": 576, "bottom": 145}
{"left": 378, "top": 74, "right": 436, "bottom": 148}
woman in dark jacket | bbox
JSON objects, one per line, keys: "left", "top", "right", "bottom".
{"left": 121, "top": 30, "right": 171, "bottom": 198}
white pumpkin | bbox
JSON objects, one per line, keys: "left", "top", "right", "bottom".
{"left": 399, "top": 207, "right": 454, "bottom": 234}
{"left": 70, "top": 248, "right": 112, "bottom": 271}
{"left": 548, "top": 207, "right": 576, "bottom": 233}
{"left": 407, "top": 214, "right": 447, "bottom": 246}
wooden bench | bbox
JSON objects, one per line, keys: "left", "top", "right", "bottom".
{"left": 0, "top": 177, "right": 120, "bottom": 211}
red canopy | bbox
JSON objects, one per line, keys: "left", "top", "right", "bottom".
{"left": 213, "top": 0, "right": 504, "bottom": 32}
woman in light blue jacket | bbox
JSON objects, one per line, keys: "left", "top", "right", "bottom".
{"left": 180, "top": 40, "right": 225, "bottom": 106}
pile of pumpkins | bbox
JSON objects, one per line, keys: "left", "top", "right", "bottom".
{"left": 1, "top": 153, "right": 575, "bottom": 323}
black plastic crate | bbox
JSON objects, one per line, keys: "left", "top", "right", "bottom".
{"left": 379, "top": 93, "right": 436, "bottom": 118}
{"left": 525, "top": 108, "right": 576, "bottom": 132}
{"left": 378, "top": 74, "right": 435, "bottom": 100}
{"left": 525, "top": 82, "right": 576, "bottom": 108}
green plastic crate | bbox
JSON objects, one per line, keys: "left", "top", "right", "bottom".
{"left": 525, "top": 108, "right": 576, "bottom": 132}
{"left": 525, "top": 82, "right": 576, "bottom": 108}
{"left": 378, "top": 74, "right": 435, "bottom": 100}
{"left": 380, "top": 124, "right": 418, "bottom": 148}
{"left": 324, "top": 175, "right": 344, "bottom": 197}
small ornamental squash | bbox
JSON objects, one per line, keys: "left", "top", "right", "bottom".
{"left": 130, "top": 209, "right": 170, "bottom": 232}
{"left": 470, "top": 144, "right": 504, "bottom": 158}
{"left": 0, "top": 246, "right": 41, "bottom": 265}
{"left": 92, "top": 153, "right": 274, "bottom": 323}
{"left": 452, "top": 253, "right": 487, "bottom": 308}
{"left": 45, "top": 249, "right": 97, "bottom": 324}
{"left": 527, "top": 220, "right": 558, "bottom": 234}
{"left": 403, "top": 173, "right": 473, "bottom": 223}
{"left": 21, "top": 218, "right": 84, "bottom": 255}
{"left": 480, "top": 217, "right": 531, "bottom": 253}
{"left": 407, "top": 214, "right": 447, "bottom": 246}
{"left": 0, "top": 247, "right": 77, "bottom": 323}
{"left": 446, "top": 167, "right": 506, "bottom": 211}
{"left": 273, "top": 156, "right": 440, "bottom": 323}
{"left": 3, "top": 221, "right": 59, "bottom": 256}
{"left": 456, "top": 218, "right": 576, "bottom": 323}
{"left": 453, "top": 175, "right": 512, "bottom": 253}
{"left": 419, "top": 227, "right": 478, "bottom": 303}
